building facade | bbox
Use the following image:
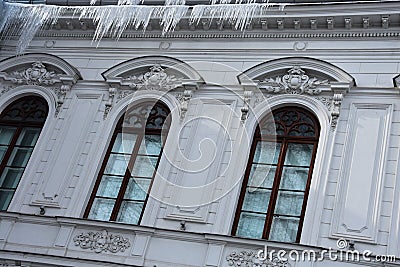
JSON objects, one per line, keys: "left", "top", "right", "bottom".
{"left": 0, "top": 0, "right": 400, "bottom": 266}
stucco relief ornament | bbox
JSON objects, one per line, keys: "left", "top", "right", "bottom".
{"left": 226, "top": 251, "right": 289, "bottom": 267}
{"left": 261, "top": 66, "right": 329, "bottom": 95}
{"left": 9, "top": 62, "right": 58, "bottom": 86}
{"left": 126, "top": 64, "right": 182, "bottom": 91}
{"left": 73, "top": 229, "right": 130, "bottom": 253}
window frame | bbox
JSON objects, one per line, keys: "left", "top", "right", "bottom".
{"left": 84, "top": 101, "right": 170, "bottom": 224}
{"left": 0, "top": 95, "right": 48, "bottom": 211}
{"left": 232, "top": 106, "right": 320, "bottom": 242}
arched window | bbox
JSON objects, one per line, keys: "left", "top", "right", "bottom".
{"left": 232, "top": 106, "right": 320, "bottom": 243}
{"left": 84, "top": 101, "right": 170, "bottom": 224}
{"left": 0, "top": 96, "right": 48, "bottom": 210}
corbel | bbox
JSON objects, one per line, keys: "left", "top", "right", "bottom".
{"left": 240, "top": 81, "right": 258, "bottom": 123}
{"left": 104, "top": 87, "right": 117, "bottom": 119}
{"left": 179, "top": 82, "right": 198, "bottom": 121}
{"left": 241, "top": 90, "right": 253, "bottom": 123}
{"left": 55, "top": 84, "right": 71, "bottom": 117}
{"left": 330, "top": 82, "right": 351, "bottom": 129}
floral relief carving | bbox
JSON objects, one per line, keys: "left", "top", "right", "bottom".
{"left": 260, "top": 66, "right": 329, "bottom": 95}
{"left": 126, "top": 64, "right": 182, "bottom": 91}
{"left": 226, "top": 250, "right": 289, "bottom": 267}
{"left": 8, "top": 62, "right": 59, "bottom": 86}
{"left": 314, "top": 96, "right": 333, "bottom": 110}
{"left": 73, "top": 229, "right": 131, "bottom": 254}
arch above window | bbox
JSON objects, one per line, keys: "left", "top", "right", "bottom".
{"left": 102, "top": 56, "right": 203, "bottom": 119}
{"left": 238, "top": 57, "right": 355, "bottom": 86}
{"left": 0, "top": 53, "right": 80, "bottom": 116}
{"left": 238, "top": 57, "right": 353, "bottom": 129}
{"left": 232, "top": 106, "right": 319, "bottom": 243}
{"left": 0, "top": 95, "right": 49, "bottom": 211}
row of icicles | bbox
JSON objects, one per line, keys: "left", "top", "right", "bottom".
{"left": 0, "top": 0, "right": 286, "bottom": 54}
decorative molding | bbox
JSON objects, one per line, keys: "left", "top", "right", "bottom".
{"left": 226, "top": 251, "right": 289, "bottom": 267}
{"left": 36, "top": 30, "right": 400, "bottom": 40}
{"left": 125, "top": 64, "right": 182, "bottom": 91}
{"left": 330, "top": 103, "right": 392, "bottom": 243}
{"left": 259, "top": 66, "right": 329, "bottom": 95}
{"left": 73, "top": 230, "right": 130, "bottom": 254}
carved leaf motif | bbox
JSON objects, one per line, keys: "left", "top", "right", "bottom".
{"left": 261, "top": 66, "right": 329, "bottom": 95}
{"left": 9, "top": 62, "right": 59, "bottom": 86}
{"left": 126, "top": 64, "right": 182, "bottom": 91}
{"left": 73, "top": 230, "right": 130, "bottom": 253}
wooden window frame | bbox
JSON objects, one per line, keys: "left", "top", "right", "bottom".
{"left": 231, "top": 106, "right": 320, "bottom": 242}
{"left": 0, "top": 95, "right": 48, "bottom": 211}
{"left": 84, "top": 102, "right": 170, "bottom": 224}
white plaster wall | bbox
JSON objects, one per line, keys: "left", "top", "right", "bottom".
{"left": 1, "top": 34, "right": 400, "bottom": 266}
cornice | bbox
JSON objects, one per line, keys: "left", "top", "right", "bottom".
{"left": 5, "top": 1, "right": 400, "bottom": 40}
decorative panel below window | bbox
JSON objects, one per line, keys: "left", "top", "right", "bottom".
{"left": 233, "top": 107, "right": 320, "bottom": 243}
{"left": 85, "top": 101, "right": 170, "bottom": 225}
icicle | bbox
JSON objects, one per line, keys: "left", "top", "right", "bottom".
{"left": 0, "top": 1, "right": 285, "bottom": 55}
{"left": 165, "top": 0, "right": 186, "bottom": 5}
{"left": 154, "top": 5, "right": 188, "bottom": 34}
{"left": 190, "top": 3, "right": 284, "bottom": 31}
{"left": 117, "top": 0, "right": 142, "bottom": 5}
{"left": 89, "top": 0, "right": 141, "bottom": 5}
{"left": 1, "top": 3, "right": 65, "bottom": 54}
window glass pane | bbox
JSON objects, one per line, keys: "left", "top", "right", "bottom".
{"left": 269, "top": 216, "right": 300, "bottom": 242}
{"left": 0, "top": 189, "right": 14, "bottom": 211}
{"left": 0, "top": 146, "right": 8, "bottom": 162}
{"left": 116, "top": 201, "right": 144, "bottom": 224}
{"left": 0, "top": 126, "right": 16, "bottom": 145}
{"left": 284, "top": 143, "right": 314, "bottom": 166}
{"left": 274, "top": 191, "right": 304, "bottom": 216}
{"left": 138, "top": 135, "right": 162, "bottom": 155}
{"left": 236, "top": 212, "right": 266, "bottom": 239}
{"left": 280, "top": 167, "right": 309, "bottom": 191}
{"left": 131, "top": 156, "right": 158, "bottom": 177}
{"left": 104, "top": 154, "right": 129, "bottom": 176}
{"left": 253, "top": 142, "right": 281, "bottom": 164}
{"left": 7, "top": 147, "right": 33, "bottom": 167}
{"left": 111, "top": 133, "right": 137, "bottom": 154}
{"left": 242, "top": 188, "right": 271, "bottom": 213}
{"left": 248, "top": 164, "right": 276, "bottom": 188}
{"left": 0, "top": 167, "right": 24, "bottom": 189}
{"left": 88, "top": 198, "right": 115, "bottom": 221}
{"left": 124, "top": 178, "right": 151, "bottom": 200}
{"left": 15, "top": 128, "right": 41, "bottom": 146}
{"left": 96, "top": 175, "right": 123, "bottom": 198}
